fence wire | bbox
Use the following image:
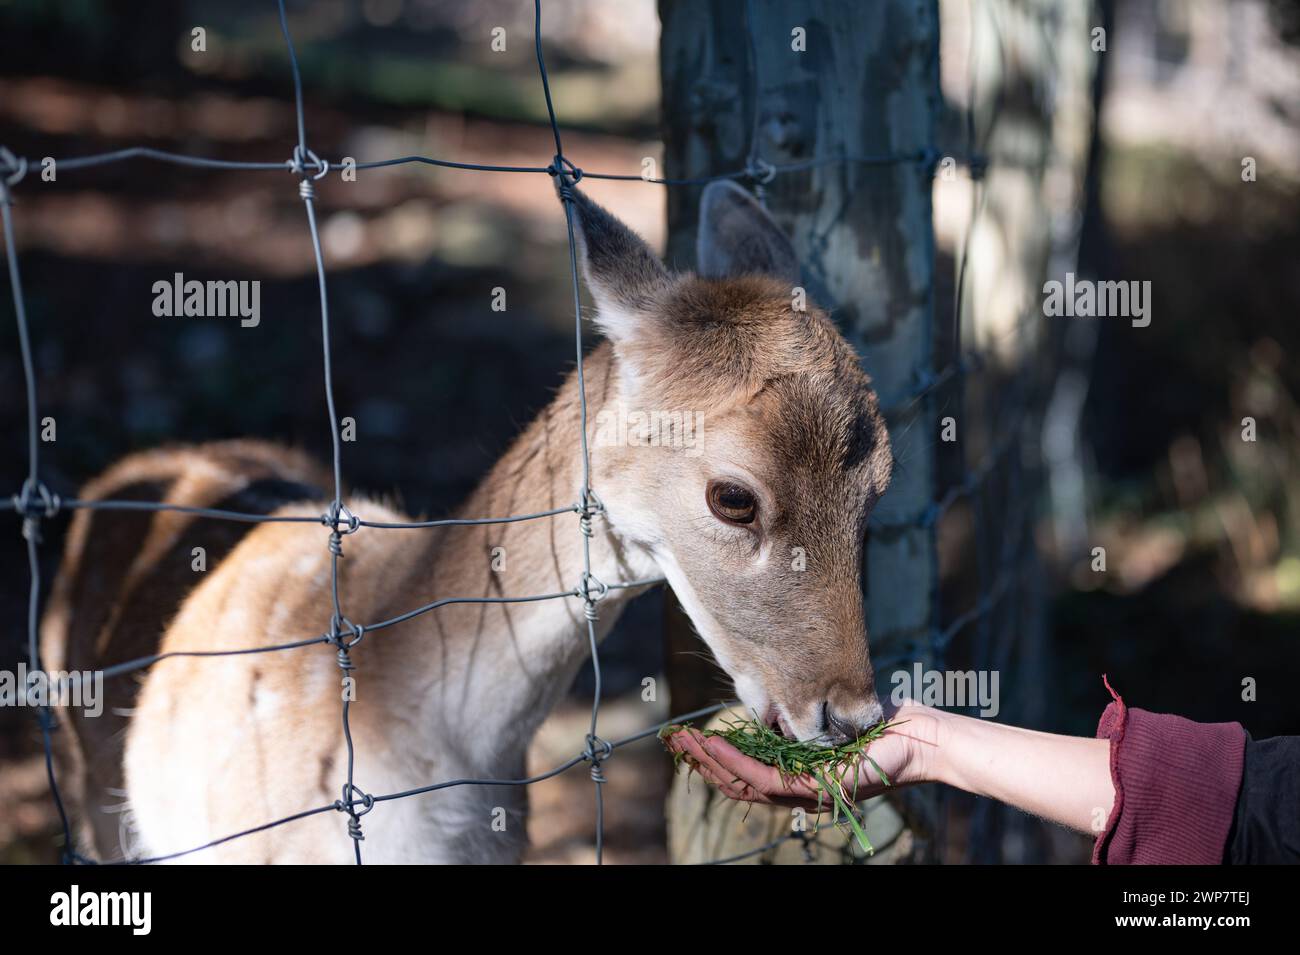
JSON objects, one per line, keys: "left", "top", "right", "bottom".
{"left": 0, "top": 0, "right": 1046, "bottom": 866}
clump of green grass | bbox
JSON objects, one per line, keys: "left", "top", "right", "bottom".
{"left": 661, "top": 716, "right": 901, "bottom": 855}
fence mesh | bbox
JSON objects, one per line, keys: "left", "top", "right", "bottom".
{"left": 0, "top": 0, "right": 1073, "bottom": 865}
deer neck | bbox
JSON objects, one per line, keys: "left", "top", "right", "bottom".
{"left": 388, "top": 342, "right": 660, "bottom": 759}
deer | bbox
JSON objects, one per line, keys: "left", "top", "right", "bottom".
{"left": 40, "top": 180, "right": 894, "bottom": 864}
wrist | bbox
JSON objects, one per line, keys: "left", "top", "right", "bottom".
{"left": 890, "top": 701, "right": 951, "bottom": 786}
{"left": 921, "top": 705, "right": 983, "bottom": 791}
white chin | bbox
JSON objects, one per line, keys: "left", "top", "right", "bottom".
{"left": 730, "top": 673, "right": 769, "bottom": 722}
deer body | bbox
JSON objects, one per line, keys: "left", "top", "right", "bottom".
{"left": 44, "top": 351, "right": 653, "bottom": 864}
{"left": 42, "top": 183, "right": 893, "bottom": 863}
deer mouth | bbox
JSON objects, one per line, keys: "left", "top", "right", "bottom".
{"left": 763, "top": 705, "right": 794, "bottom": 740}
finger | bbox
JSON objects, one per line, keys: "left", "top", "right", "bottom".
{"left": 699, "top": 735, "right": 887, "bottom": 811}
{"left": 668, "top": 730, "right": 762, "bottom": 795}
{"left": 719, "top": 779, "right": 773, "bottom": 804}
{"left": 668, "top": 731, "right": 785, "bottom": 804}
{"left": 663, "top": 727, "right": 707, "bottom": 761}
{"left": 693, "top": 756, "right": 775, "bottom": 805}
{"left": 701, "top": 736, "right": 823, "bottom": 801}
{"left": 664, "top": 730, "right": 714, "bottom": 777}
{"left": 667, "top": 731, "right": 832, "bottom": 809}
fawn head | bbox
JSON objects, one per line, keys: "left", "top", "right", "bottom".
{"left": 571, "top": 182, "right": 893, "bottom": 744}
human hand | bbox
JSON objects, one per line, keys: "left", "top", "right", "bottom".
{"left": 663, "top": 701, "right": 941, "bottom": 812}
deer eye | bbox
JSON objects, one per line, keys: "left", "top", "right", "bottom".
{"left": 707, "top": 481, "right": 758, "bottom": 526}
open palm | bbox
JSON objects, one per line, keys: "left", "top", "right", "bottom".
{"left": 663, "top": 704, "right": 935, "bottom": 811}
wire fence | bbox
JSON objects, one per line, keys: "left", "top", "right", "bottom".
{"left": 0, "top": 0, "right": 1062, "bottom": 865}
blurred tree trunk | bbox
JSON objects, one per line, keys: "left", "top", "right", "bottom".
{"left": 921, "top": 0, "right": 1099, "bottom": 861}
{"left": 659, "top": 0, "right": 941, "bottom": 864}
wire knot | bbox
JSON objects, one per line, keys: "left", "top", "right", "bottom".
{"left": 287, "top": 146, "right": 329, "bottom": 199}
{"left": 322, "top": 502, "right": 360, "bottom": 546}
{"left": 578, "top": 488, "right": 604, "bottom": 538}
{"left": 329, "top": 617, "right": 363, "bottom": 660}
{"left": 583, "top": 733, "right": 612, "bottom": 782}
{"left": 548, "top": 155, "right": 583, "bottom": 201}
{"left": 323, "top": 502, "right": 358, "bottom": 558}
{"left": 13, "top": 478, "right": 60, "bottom": 542}
{"left": 744, "top": 156, "right": 776, "bottom": 186}
{"left": 336, "top": 783, "right": 374, "bottom": 842}
{"left": 0, "top": 147, "right": 27, "bottom": 190}
{"left": 579, "top": 571, "right": 608, "bottom": 621}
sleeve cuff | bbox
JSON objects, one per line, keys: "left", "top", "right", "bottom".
{"left": 1092, "top": 675, "right": 1246, "bottom": 865}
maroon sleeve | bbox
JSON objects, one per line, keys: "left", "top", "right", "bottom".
{"left": 1092, "top": 676, "right": 1246, "bottom": 865}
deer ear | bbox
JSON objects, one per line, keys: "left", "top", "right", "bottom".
{"left": 567, "top": 188, "right": 670, "bottom": 345}
{"left": 697, "top": 180, "right": 800, "bottom": 284}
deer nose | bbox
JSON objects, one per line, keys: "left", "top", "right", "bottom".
{"left": 823, "top": 699, "right": 884, "bottom": 746}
